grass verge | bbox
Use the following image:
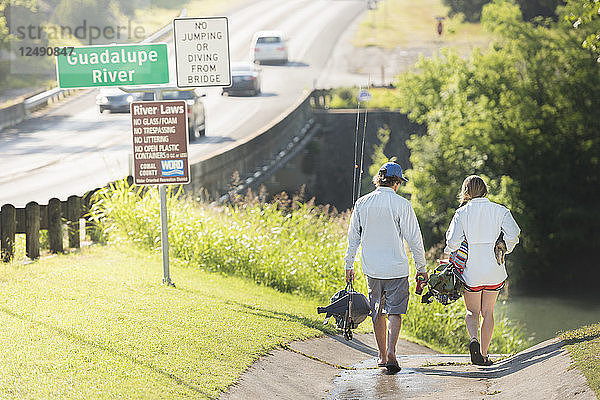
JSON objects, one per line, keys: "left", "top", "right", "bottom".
{"left": 353, "top": 0, "right": 493, "bottom": 50}
{"left": 326, "top": 87, "right": 399, "bottom": 109}
{"left": 88, "top": 181, "right": 527, "bottom": 355}
{"left": 560, "top": 323, "right": 600, "bottom": 398}
{"left": 131, "top": 0, "right": 247, "bottom": 41}
{"left": 0, "top": 244, "right": 330, "bottom": 399}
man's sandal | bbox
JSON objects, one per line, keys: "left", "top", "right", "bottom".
{"left": 385, "top": 362, "right": 401, "bottom": 374}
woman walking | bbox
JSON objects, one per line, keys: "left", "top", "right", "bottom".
{"left": 444, "top": 175, "right": 520, "bottom": 366}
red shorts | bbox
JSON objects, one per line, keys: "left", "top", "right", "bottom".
{"left": 464, "top": 281, "right": 505, "bottom": 292}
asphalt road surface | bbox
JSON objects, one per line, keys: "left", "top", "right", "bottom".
{"left": 0, "top": 0, "right": 365, "bottom": 207}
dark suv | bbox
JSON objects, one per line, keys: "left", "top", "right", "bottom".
{"left": 139, "top": 89, "right": 206, "bottom": 141}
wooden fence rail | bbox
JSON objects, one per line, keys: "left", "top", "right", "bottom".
{"left": 0, "top": 193, "right": 95, "bottom": 262}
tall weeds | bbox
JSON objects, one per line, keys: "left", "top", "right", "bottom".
{"left": 89, "top": 180, "right": 359, "bottom": 298}
{"left": 89, "top": 180, "right": 527, "bottom": 353}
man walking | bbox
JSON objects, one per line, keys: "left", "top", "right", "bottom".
{"left": 344, "top": 162, "right": 428, "bottom": 373}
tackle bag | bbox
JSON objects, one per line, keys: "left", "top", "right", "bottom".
{"left": 421, "top": 261, "right": 466, "bottom": 306}
{"left": 317, "top": 281, "right": 370, "bottom": 340}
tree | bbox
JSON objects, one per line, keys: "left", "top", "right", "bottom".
{"left": 0, "top": 0, "right": 37, "bottom": 49}
{"left": 562, "top": 0, "right": 600, "bottom": 61}
{"left": 443, "top": 0, "right": 490, "bottom": 22}
{"left": 394, "top": 0, "right": 600, "bottom": 292}
{"left": 443, "top": 0, "right": 565, "bottom": 22}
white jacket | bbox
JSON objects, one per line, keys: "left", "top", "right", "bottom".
{"left": 444, "top": 197, "right": 520, "bottom": 287}
{"left": 344, "top": 187, "right": 427, "bottom": 279}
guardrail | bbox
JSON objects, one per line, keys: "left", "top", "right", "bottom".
{"left": 187, "top": 92, "right": 317, "bottom": 199}
{"left": 1, "top": 9, "right": 186, "bottom": 129}
{"left": 23, "top": 87, "right": 80, "bottom": 113}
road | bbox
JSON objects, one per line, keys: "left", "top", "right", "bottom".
{"left": 0, "top": 0, "right": 365, "bottom": 208}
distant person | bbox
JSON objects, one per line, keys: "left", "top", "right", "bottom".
{"left": 444, "top": 175, "right": 520, "bottom": 366}
{"left": 344, "top": 162, "right": 428, "bottom": 374}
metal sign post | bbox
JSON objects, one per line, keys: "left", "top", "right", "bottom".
{"left": 157, "top": 90, "right": 172, "bottom": 287}
{"left": 161, "top": 16, "right": 231, "bottom": 286}
{"left": 159, "top": 185, "right": 172, "bottom": 286}
{"left": 131, "top": 90, "right": 190, "bottom": 287}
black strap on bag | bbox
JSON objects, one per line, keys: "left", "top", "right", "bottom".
{"left": 343, "top": 281, "right": 354, "bottom": 340}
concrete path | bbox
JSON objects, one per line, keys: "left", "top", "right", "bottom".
{"left": 220, "top": 333, "right": 596, "bottom": 400}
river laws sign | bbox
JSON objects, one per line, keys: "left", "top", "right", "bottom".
{"left": 131, "top": 100, "right": 190, "bottom": 185}
{"left": 173, "top": 17, "right": 231, "bottom": 88}
{"left": 56, "top": 44, "right": 169, "bottom": 88}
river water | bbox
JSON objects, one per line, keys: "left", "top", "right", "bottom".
{"left": 496, "top": 295, "right": 600, "bottom": 343}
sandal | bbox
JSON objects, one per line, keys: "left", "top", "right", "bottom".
{"left": 480, "top": 355, "right": 494, "bottom": 366}
{"left": 385, "top": 361, "right": 401, "bottom": 374}
{"left": 469, "top": 340, "right": 484, "bottom": 365}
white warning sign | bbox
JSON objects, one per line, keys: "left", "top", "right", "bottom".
{"left": 173, "top": 17, "right": 231, "bottom": 88}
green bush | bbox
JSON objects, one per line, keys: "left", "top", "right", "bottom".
{"left": 392, "top": 1, "right": 600, "bottom": 290}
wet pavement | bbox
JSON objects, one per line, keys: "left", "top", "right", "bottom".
{"left": 331, "top": 362, "right": 438, "bottom": 400}
{"left": 327, "top": 353, "right": 492, "bottom": 400}
{"left": 221, "top": 333, "right": 597, "bottom": 400}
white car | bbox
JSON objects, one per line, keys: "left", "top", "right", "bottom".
{"left": 251, "top": 30, "right": 288, "bottom": 64}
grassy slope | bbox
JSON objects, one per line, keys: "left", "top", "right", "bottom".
{"left": 132, "top": 0, "right": 247, "bottom": 39}
{"left": 560, "top": 323, "right": 600, "bottom": 398}
{"left": 0, "top": 244, "right": 329, "bottom": 399}
{"left": 353, "top": 0, "right": 493, "bottom": 51}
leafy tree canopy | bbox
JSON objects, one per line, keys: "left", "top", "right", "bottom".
{"left": 394, "top": 0, "right": 600, "bottom": 291}
{"left": 443, "top": 0, "right": 566, "bottom": 21}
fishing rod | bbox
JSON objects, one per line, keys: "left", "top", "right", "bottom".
{"left": 351, "top": 80, "right": 371, "bottom": 206}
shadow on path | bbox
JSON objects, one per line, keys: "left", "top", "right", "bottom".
{"left": 224, "top": 300, "right": 333, "bottom": 333}
{"left": 326, "top": 332, "right": 379, "bottom": 358}
{"left": 417, "top": 339, "right": 566, "bottom": 379}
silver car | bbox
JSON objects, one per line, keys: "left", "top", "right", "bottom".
{"left": 251, "top": 30, "right": 288, "bottom": 65}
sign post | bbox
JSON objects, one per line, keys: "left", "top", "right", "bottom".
{"left": 55, "top": 42, "right": 173, "bottom": 285}
{"left": 159, "top": 184, "right": 170, "bottom": 286}
{"left": 56, "top": 43, "right": 169, "bottom": 88}
{"left": 173, "top": 17, "right": 231, "bottom": 88}
{"left": 156, "top": 16, "right": 231, "bottom": 286}
{"left": 131, "top": 97, "right": 190, "bottom": 287}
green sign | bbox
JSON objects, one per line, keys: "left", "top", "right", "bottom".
{"left": 56, "top": 43, "right": 169, "bottom": 88}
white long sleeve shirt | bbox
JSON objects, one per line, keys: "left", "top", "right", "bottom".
{"left": 444, "top": 197, "right": 521, "bottom": 287}
{"left": 344, "top": 187, "right": 427, "bottom": 278}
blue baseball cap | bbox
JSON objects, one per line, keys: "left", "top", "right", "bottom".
{"left": 379, "top": 162, "right": 408, "bottom": 182}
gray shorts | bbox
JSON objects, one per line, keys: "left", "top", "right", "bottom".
{"left": 366, "top": 276, "right": 409, "bottom": 323}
